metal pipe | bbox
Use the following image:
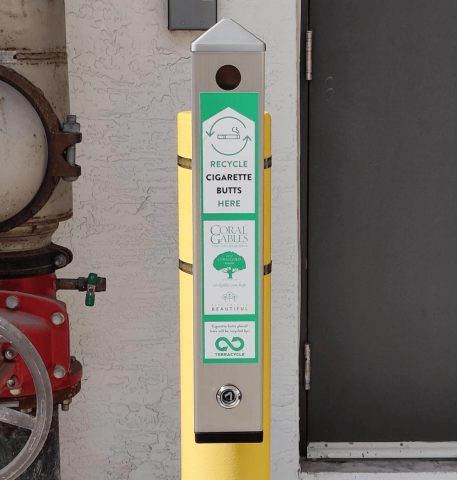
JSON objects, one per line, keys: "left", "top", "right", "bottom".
{"left": 0, "top": 0, "right": 73, "bottom": 252}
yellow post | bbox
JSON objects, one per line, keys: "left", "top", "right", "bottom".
{"left": 178, "top": 111, "right": 271, "bottom": 479}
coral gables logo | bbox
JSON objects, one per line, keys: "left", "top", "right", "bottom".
{"left": 213, "top": 251, "right": 246, "bottom": 279}
{"left": 203, "top": 220, "right": 255, "bottom": 317}
{"left": 210, "top": 224, "right": 249, "bottom": 245}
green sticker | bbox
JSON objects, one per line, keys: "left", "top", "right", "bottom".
{"left": 200, "top": 92, "right": 259, "bottom": 364}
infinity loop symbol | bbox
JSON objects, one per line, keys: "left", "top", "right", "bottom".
{"left": 215, "top": 336, "right": 245, "bottom": 352}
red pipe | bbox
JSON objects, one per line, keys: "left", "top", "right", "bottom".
{"left": 0, "top": 274, "right": 56, "bottom": 298}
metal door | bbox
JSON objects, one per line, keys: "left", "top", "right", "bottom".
{"left": 305, "top": 0, "right": 457, "bottom": 459}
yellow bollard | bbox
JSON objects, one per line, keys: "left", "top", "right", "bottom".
{"left": 178, "top": 111, "right": 271, "bottom": 480}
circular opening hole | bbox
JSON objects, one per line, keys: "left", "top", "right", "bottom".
{"left": 215, "top": 65, "right": 241, "bottom": 91}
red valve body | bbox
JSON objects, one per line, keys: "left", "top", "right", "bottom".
{"left": 0, "top": 274, "right": 82, "bottom": 408}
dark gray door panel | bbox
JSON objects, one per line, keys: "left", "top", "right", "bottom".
{"left": 308, "top": 0, "right": 457, "bottom": 443}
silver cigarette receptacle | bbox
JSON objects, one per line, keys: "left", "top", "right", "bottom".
{"left": 191, "top": 19, "right": 265, "bottom": 444}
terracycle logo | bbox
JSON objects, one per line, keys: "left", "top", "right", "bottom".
{"left": 215, "top": 337, "right": 245, "bottom": 352}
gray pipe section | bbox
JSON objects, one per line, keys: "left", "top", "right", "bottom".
{"left": 0, "top": 0, "right": 73, "bottom": 252}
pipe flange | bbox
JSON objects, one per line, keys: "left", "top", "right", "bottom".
{"left": 0, "top": 244, "right": 73, "bottom": 280}
{"left": 0, "top": 66, "right": 82, "bottom": 234}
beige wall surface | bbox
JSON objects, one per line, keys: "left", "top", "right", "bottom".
{"left": 56, "top": 0, "right": 300, "bottom": 479}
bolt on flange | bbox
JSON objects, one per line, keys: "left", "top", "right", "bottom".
{"left": 53, "top": 365, "right": 66, "bottom": 379}
{"left": 4, "top": 348, "right": 16, "bottom": 360}
{"left": 6, "top": 376, "right": 18, "bottom": 388}
{"left": 5, "top": 296, "right": 19, "bottom": 310}
{"left": 51, "top": 312, "right": 65, "bottom": 326}
{"left": 54, "top": 254, "right": 67, "bottom": 268}
{"left": 61, "top": 398, "right": 72, "bottom": 412}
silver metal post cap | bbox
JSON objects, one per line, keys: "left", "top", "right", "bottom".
{"left": 191, "top": 18, "right": 265, "bottom": 52}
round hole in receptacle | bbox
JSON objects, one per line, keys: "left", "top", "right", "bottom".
{"left": 215, "top": 65, "right": 241, "bottom": 91}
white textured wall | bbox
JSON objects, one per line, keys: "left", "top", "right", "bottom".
{"left": 56, "top": 0, "right": 301, "bottom": 478}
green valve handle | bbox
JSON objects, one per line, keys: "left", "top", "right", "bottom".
{"left": 56, "top": 273, "right": 106, "bottom": 305}
{"left": 85, "top": 273, "right": 98, "bottom": 307}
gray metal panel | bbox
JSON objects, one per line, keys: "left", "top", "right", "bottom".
{"left": 191, "top": 19, "right": 265, "bottom": 52}
{"left": 168, "top": 0, "right": 217, "bottom": 31}
{"left": 192, "top": 50, "right": 265, "bottom": 434}
{"left": 307, "top": 0, "right": 457, "bottom": 447}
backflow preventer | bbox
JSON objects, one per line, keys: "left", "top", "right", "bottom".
{"left": 0, "top": 2, "right": 105, "bottom": 479}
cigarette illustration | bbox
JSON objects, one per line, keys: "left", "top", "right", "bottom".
{"left": 217, "top": 127, "right": 240, "bottom": 140}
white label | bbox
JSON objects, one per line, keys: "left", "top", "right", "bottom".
{"left": 0, "top": 51, "right": 16, "bottom": 64}
{"left": 202, "top": 107, "right": 256, "bottom": 214}
{"left": 203, "top": 220, "right": 256, "bottom": 316}
{"left": 204, "top": 321, "right": 256, "bottom": 360}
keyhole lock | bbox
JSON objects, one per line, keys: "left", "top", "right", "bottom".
{"left": 216, "top": 384, "right": 242, "bottom": 409}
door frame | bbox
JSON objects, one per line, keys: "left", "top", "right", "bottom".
{"left": 298, "top": 0, "right": 457, "bottom": 462}
{"left": 298, "top": 0, "right": 310, "bottom": 459}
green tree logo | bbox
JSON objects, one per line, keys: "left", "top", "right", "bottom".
{"left": 213, "top": 251, "right": 246, "bottom": 279}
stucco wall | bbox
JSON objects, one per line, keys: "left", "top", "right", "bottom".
{"left": 56, "top": 1, "right": 300, "bottom": 479}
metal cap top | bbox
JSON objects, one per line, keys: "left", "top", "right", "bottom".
{"left": 191, "top": 19, "right": 266, "bottom": 53}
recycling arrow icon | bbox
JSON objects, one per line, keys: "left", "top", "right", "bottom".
{"left": 206, "top": 115, "right": 252, "bottom": 156}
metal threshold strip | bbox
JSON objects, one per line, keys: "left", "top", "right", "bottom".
{"left": 308, "top": 442, "right": 457, "bottom": 460}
